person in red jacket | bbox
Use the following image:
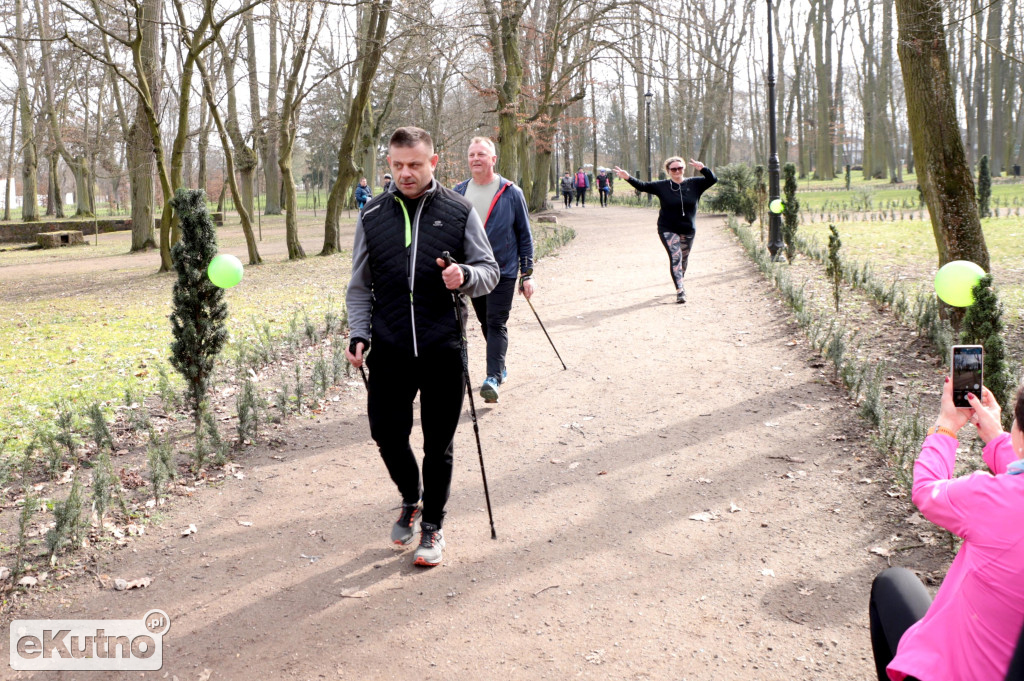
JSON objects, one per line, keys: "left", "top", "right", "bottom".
{"left": 574, "top": 167, "right": 590, "bottom": 206}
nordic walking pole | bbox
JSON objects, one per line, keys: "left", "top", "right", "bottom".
{"left": 522, "top": 292, "right": 567, "bottom": 370}
{"left": 358, "top": 365, "right": 369, "bottom": 390}
{"left": 441, "top": 252, "right": 497, "bottom": 539}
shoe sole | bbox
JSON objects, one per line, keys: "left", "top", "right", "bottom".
{"left": 413, "top": 555, "right": 442, "bottom": 567}
{"left": 480, "top": 384, "right": 499, "bottom": 403}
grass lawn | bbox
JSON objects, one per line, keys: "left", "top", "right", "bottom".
{"left": 794, "top": 177, "right": 1024, "bottom": 212}
{"left": 0, "top": 210, "right": 357, "bottom": 444}
{"left": 798, "top": 215, "right": 1024, "bottom": 328}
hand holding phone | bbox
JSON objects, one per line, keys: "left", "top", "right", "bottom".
{"left": 951, "top": 345, "right": 984, "bottom": 408}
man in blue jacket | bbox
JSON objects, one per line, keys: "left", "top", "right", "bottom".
{"left": 354, "top": 177, "right": 372, "bottom": 211}
{"left": 454, "top": 137, "right": 535, "bottom": 404}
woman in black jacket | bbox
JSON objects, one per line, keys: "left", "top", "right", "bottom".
{"left": 614, "top": 158, "right": 717, "bottom": 303}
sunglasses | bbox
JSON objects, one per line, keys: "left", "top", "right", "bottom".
{"left": 668, "top": 166, "right": 684, "bottom": 172}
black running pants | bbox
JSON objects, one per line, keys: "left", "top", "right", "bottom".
{"left": 869, "top": 567, "right": 929, "bottom": 681}
{"left": 366, "top": 345, "right": 465, "bottom": 528}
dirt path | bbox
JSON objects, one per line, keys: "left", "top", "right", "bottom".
{"left": 10, "top": 206, "right": 917, "bottom": 680}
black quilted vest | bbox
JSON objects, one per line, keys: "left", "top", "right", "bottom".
{"left": 362, "top": 185, "right": 472, "bottom": 356}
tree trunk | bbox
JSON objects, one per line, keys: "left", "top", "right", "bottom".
{"left": 4, "top": 98, "right": 15, "bottom": 221}
{"left": 15, "top": 0, "right": 38, "bottom": 222}
{"left": 48, "top": 152, "right": 63, "bottom": 217}
{"left": 986, "top": 0, "right": 1004, "bottom": 176}
{"left": 260, "top": 3, "right": 283, "bottom": 215}
{"left": 895, "top": 0, "right": 989, "bottom": 273}
{"left": 322, "top": 0, "right": 391, "bottom": 255}
{"left": 973, "top": 0, "right": 987, "bottom": 162}
{"left": 129, "top": 0, "right": 161, "bottom": 256}
{"left": 219, "top": 35, "right": 257, "bottom": 222}
{"left": 812, "top": 0, "right": 834, "bottom": 179}
{"left": 484, "top": 0, "right": 527, "bottom": 181}
{"left": 197, "top": 101, "right": 210, "bottom": 195}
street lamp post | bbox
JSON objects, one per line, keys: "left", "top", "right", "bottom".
{"left": 645, "top": 90, "right": 653, "bottom": 205}
{"left": 644, "top": 90, "right": 653, "bottom": 182}
{"left": 766, "top": 0, "right": 784, "bottom": 259}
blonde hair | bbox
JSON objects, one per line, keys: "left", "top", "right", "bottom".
{"left": 663, "top": 156, "right": 684, "bottom": 173}
{"left": 469, "top": 136, "right": 497, "bottom": 156}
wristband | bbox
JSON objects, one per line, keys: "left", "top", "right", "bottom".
{"left": 349, "top": 337, "right": 370, "bottom": 356}
{"left": 927, "top": 425, "right": 958, "bottom": 439}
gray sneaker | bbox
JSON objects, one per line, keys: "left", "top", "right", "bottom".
{"left": 413, "top": 523, "right": 445, "bottom": 567}
{"left": 480, "top": 376, "right": 500, "bottom": 403}
{"left": 390, "top": 502, "right": 420, "bottom": 545}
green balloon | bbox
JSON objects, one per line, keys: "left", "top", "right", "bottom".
{"left": 933, "top": 260, "right": 985, "bottom": 307}
{"left": 769, "top": 198, "right": 785, "bottom": 214}
{"left": 208, "top": 254, "right": 244, "bottom": 289}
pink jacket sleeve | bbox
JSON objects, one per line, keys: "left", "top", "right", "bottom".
{"left": 911, "top": 433, "right": 1010, "bottom": 540}
{"left": 983, "top": 432, "right": 1017, "bottom": 475}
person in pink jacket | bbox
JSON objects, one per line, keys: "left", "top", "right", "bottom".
{"left": 870, "top": 377, "right": 1024, "bottom": 681}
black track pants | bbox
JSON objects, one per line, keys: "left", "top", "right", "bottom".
{"left": 366, "top": 345, "right": 465, "bottom": 528}
{"left": 471, "top": 277, "right": 517, "bottom": 381}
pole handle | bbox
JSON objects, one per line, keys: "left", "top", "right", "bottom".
{"left": 441, "top": 251, "right": 454, "bottom": 267}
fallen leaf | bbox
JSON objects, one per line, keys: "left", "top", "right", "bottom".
{"left": 764, "top": 421, "right": 780, "bottom": 428}
{"left": 198, "top": 670, "right": 212, "bottom": 681}
{"left": 689, "top": 511, "right": 717, "bottom": 522}
{"left": 761, "top": 569, "right": 775, "bottom": 577}
{"left": 904, "top": 513, "right": 926, "bottom": 525}
{"left": 0, "top": 567, "right": 8, "bottom": 580}
{"left": 182, "top": 524, "right": 198, "bottom": 537}
{"left": 18, "top": 576, "right": 37, "bottom": 587}
{"left": 114, "top": 577, "right": 152, "bottom": 591}
{"left": 597, "top": 470, "right": 608, "bottom": 476}
{"left": 340, "top": 587, "right": 369, "bottom": 598}
{"left": 798, "top": 587, "right": 815, "bottom": 596}
{"left": 870, "top": 547, "right": 891, "bottom": 557}
{"left": 237, "top": 520, "right": 253, "bottom": 527}
{"left": 728, "top": 502, "right": 742, "bottom": 513}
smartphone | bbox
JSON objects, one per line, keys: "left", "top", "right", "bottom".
{"left": 951, "top": 345, "right": 984, "bottom": 408}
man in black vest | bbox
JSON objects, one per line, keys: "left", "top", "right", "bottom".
{"left": 345, "top": 127, "right": 499, "bottom": 567}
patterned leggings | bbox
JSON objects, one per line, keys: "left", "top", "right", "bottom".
{"left": 659, "top": 231, "right": 695, "bottom": 291}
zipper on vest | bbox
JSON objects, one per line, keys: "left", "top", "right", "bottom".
{"left": 397, "top": 192, "right": 429, "bottom": 358}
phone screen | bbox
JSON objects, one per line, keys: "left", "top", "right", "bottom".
{"left": 952, "top": 346, "right": 983, "bottom": 408}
